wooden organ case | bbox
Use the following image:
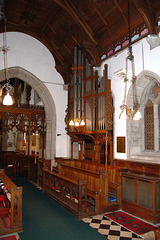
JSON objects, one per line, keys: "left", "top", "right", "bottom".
{"left": 65, "top": 47, "right": 114, "bottom": 165}
{"left": 44, "top": 49, "right": 122, "bottom": 217}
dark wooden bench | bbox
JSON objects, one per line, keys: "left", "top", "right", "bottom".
{"left": 43, "top": 169, "right": 87, "bottom": 219}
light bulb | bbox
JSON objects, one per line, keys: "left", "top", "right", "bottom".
{"left": 133, "top": 110, "right": 142, "bottom": 120}
{"left": 3, "top": 92, "right": 13, "bottom": 106}
{"left": 75, "top": 121, "right": 79, "bottom": 126}
{"left": 69, "top": 120, "right": 74, "bottom": 126}
{"left": 80, "top": 120, "right": 85, "bottom": 126}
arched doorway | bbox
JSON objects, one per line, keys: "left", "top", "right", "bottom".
{"left": 0, "top": 66, "right": 56, "bottom": 167}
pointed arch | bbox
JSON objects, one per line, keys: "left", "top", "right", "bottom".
{"left": 126, "top": 70, "right": 160, "bottom": 112}
{"left": 126, "top": 70, "right": 160, "bottom": 160}
{"left": 0, "top": 66, "right": 56, "bottom": 165}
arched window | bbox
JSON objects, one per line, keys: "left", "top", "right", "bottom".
{"left": 145, "top": 100, "right": 154, "bottom": 150}
{"left": 126, "top": 72, "right": 160, "bottom": 159}
{"left": 144, "top": 83, "right": 160, "bottom": 151}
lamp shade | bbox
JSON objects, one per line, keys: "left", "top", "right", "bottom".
{"left": 133, "top": 110, "right": 142, "bottom": 120}
{"left": 74, "top": 121, "right": 79, "bottom": 127}
{"left": 69, "top": 120, "right": 74, "bottom": 126}
{"left": 80, "top": 120, "right": 85, "bottom": 126}
{"left": 3, "top": 92, "right": 13, "bottom": 106}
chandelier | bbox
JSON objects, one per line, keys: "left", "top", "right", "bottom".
{"left": 69, "top": 118, "right": 85, "bottom": 127}
{"left": 119, "top": 0, "right": 141, "bottom": 120}
{"left": 0, "top": 10, "right": 13, "bottom": 106}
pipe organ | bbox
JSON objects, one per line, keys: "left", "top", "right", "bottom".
{"left": 66, "top": 47, "right": 114, "bottom": 165}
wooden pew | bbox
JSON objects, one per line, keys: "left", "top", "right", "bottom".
{"left": 2, "top": 152, "right": 28, "bottom": 177}
{"left": 107, "top": 165, "right": 122, "bottom": 205}
{"left": 58, "top": 159, "right": 106, "bottom": 173}
{"left": 43, "top": 169, "right": 87, "bottom": 219}
{"left": 57, "top": 160, "right": 121, "bottom": 214}
{"left": 37, "top": 159, "right": 51, "bottom": 187}
{"left": 0, "top": 169, "right": 22, "bottom": 235}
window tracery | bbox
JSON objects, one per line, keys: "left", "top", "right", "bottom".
{"left": 144, "top": 83, "right": 160, "bottom": 151}
{"left": 145, "top": 100, "right": 154, "bottom": 150}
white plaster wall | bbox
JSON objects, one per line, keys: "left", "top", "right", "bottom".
{"left": 0, "top": 32, "right": 70, "bottom": 158}
{"left": 1, "top": 31, "right": 160, "bottom": 161}
{"left": 101, "top": 38, "right": 160, "bottom": 160}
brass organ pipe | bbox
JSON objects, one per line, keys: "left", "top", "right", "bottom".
{"left": 98, "top": 96, "right": 100, "bottom": 130}
{"left": 95, "top": 71, "right": 99, "bottom": 130}
{"left": 100, "top": 78, "right": 103, "bottom": 130}
{"left": 102, "top": 76, "right": 105, "bottom": 130}
{"left": 98, "top": 77, "right": 101, "bottom": 130}
{"left": 91, "top": 61, "right": 94, "bottom": 131}
{"left": 76, "top": 46, "right": 79, "bottom": 119}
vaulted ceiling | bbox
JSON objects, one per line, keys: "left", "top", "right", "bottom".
{"left": 1, "top": 0, "right": 160, "bottom": 84}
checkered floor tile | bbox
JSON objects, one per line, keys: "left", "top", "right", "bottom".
{"left": 83, "top": 214, "right": 143, "bottom": 240}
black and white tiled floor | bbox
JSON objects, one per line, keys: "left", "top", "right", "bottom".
{"left": 83, "top": 214, "right": 143, "bottom": 240}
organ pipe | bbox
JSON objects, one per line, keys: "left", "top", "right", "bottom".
{"left": 69, "top": 44, "right": 112, "bottom": 133}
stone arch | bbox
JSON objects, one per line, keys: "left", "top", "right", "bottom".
{"left": 126, "top": 70, "right": 160, "bottom": 161}
{"left": 0, "top": 66, "right": 56, "bottom": 166}
{"left": 127, "top": 70, "right": 160, "bottom": 111}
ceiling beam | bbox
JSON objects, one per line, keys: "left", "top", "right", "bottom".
{"left": 113, "top": 0, "right": 128, "bottom": 25}
{"left": 101, "top": 15, "right": 143, "bottom": 48}
{"left": 92, "top": 0, "right": 111, "bottom": 36}
{"left": 132, "top": 0, "right": 156, "bottom": 34}
{"left": 51, "top": 0, "right": 97, "bottom": 44}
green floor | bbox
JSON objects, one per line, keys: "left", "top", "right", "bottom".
{"left": 15, "top": 178, "right": 107, "bottom": 240}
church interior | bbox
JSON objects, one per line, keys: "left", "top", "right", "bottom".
{"left": 0, "top": 0, "right": 160, "bottom": 239}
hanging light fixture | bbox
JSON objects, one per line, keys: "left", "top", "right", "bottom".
{"left": 0, "top": 11, "right": 13, "bottom": 106}
{"left": 119, "top": 0, "right": 141, "bottom": 120}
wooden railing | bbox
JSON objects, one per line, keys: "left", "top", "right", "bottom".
{"left": 37, "top": 159, "right": 51, "bottom": 187}
{"left": 43, "top": 169, "right": 87, "bottom": 219}
{"left": 0, "top": 169, "right": 22, "bottom": 234}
